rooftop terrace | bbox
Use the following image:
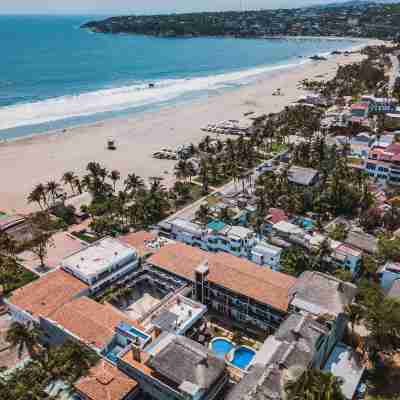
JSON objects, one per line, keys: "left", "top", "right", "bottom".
{"left": 61, "top": 237, "right": 137, "bottom": 280}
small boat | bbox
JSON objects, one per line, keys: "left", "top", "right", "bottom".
{"left": 148, "top": 83, "right": 155, "bottom": 88}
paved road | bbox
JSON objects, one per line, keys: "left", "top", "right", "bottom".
{"left": 389, "top": 53, "right": 399, "bottom": 94}
{"left": 162, "top": 149, "right": 288, "bottom": 224}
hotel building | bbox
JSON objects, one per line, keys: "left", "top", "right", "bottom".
{"left": 166, "top": 217, "right": 283, "bottom": 270}
{"left": 61, "top": 237, "right": 139, "bottom": 293}
{"left": 146, "top": 242, "right": 297, "bottom": 331}
{"left": 365, "top": 143, "right": 400, "bottom": 185}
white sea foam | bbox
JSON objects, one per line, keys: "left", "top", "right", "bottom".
{"left": 0, "top": 59, "right": 308, "bottom": 131}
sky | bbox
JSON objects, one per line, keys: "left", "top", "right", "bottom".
{"left": 0, "top": 0, "right": 350, "bottom": 15}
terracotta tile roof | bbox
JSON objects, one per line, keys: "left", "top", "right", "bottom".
{"left": 351, "top": 103, "right": 369, "bottom": 110}
{"left": 8, "top": 269, "right": 88, "bottom": 319}
{"left": 386, "top": 143, "right": 400, "bottom": 155}
{"left": 121, "top": 351, "right": 154, "bottom": 376}
{"left": 47, "top": 297, "right": 142, "bottom": 350}
{"left": 74, "top": 360, "right": 138, "bottom": 400}
{"left": 148, "top": 243, "right": 297, "bottom": 311}
{"left": 119, "top": 231, "right": 157, "bottom": 257}
{"left": 266, "top": 208, "right": 288, "bottom": 225}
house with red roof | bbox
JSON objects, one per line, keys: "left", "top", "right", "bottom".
{"left": 365, "top": 142, "right": 400, "bottom": 184}
{"left": 350, "top": 103, "right": 369, "bottom": 119}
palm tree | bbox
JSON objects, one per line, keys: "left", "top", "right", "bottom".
{"left": 124, "top": 173, "right": 145, "bottom": 196}
{"left": 230, "top": 162, "right": 240, "bottom": 190}
{"left": 62, "top": 171, "right": 76, "bottom": 195}
{"left": 46, "top": 180, "right": 61, "bottom": 206}
{"left": 86, "top": 161, "right": 102, "bottom": 179}
{"left": 6, "top": 322, "right": 40, "bottom": 359}
{"left": 195, "top": 204, "right": 211, "bottom": 227}
{"left": 174, "top": 160, "right": 189, "bottom": 182}
{"left": 0, "top": 231, "right": 17, "bottom": 256}
{"left": 81, "top": 175, "right": 92, "bottom": 192}
{"left": 57, "top": 341, "right": 96, "bottom": 383}
{"left": 109, "top": 170, "right": 121, "bottom": 193}
{"left": 345, "top": 303, "right": 364, "bottom": 338}
{"left": 27, "top": 212, "right": 54, "bottom": 268}
{"left": 285, "top": 369, "right": 345, "bottom": 400}
{"left": 28, "top": 184, "right": 47, "bottom": 210}
{"left": 199, "top": 159, "right": 209, "bottom": 195}
{"left": 73, "top": 177, "right": 83, "bottom": 194}
{"left": 311, "top": 238, "right": 331, "bottom": 273}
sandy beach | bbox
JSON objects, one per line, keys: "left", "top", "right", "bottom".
{"left": 0, "top": 41, "right": 381, "bottom": 214}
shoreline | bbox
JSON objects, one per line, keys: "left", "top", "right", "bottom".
{"left": 0, "top": 37, "right": 368, "bottom": 139}
{"left": 0, "top": 39, "right": 382, "bottom": 214}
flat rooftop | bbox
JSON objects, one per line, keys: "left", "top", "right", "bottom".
{"left": 289, "top": 271, "right": 357, "bottom": 317}
{"left": 61, "top": 237, "right": 137, "bottom": 279}
{"left": 253, "top": 241, "right": 282, "bottom": 256}
{"left": 146, "top": 295, "right": 207, "bottom": 333}
{"left": 148, "top": 242, "right": 297, "bottom": 312}
{"left": 323, "top": 343, "right": 365, "bottom": 400}
{"left": 119, "top": 231, "right": 170, "bottom": 258}
{"left": 170, "top": 218, "right": 203, "bottom": 236}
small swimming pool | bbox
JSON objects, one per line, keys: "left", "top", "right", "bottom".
{"left": 210, "top": 338, "right": 234, "bottom": 359}
{"left": 294, "top": 217, "right": 315, "bottom": 231}
{"left": 207, "top": 220, "right": 226, "bottom": 232}
{"left": 230, "top": 346, "right": 256, "bottom": 370}
{"left": 117, "top": 322, "right": 150, "bottom": 345}
{"left": 103, "top": 344, "right": 124, "bottom": 363}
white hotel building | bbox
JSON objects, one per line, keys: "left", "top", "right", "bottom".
{"left": 60, "top": 237, "right": 139, "bottom": 293}
{"left": 166, "top": 218, "right": 283, "bottom": 270}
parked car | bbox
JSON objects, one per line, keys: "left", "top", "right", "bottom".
{"left": 256, "top": 161, "right": 273, "bottom": 173}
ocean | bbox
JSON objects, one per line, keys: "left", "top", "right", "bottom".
{"left": 0, "top": 15, "right": 362, "bottom": 140}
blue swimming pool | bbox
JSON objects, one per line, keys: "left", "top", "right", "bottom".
{"left": 211, "top": 338, "right": 234, "bottom": 359}
{"left": 208, "top": 220, "right": 226, "bottom": 232}
{"left": 103, "top": 344, "right": 124, "bottom": 363}
{"left": 117, "top": 322, "right": 150, "bottom": 341}
{"left": 294, "top": 217, "right": 315, "bottom": 231}
{"left": 230, "top": 346, "right": 256, "bottom": 370}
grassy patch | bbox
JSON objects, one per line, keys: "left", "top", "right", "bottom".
{"left": 174, "top": 183, "right": 205, "bottom": 211}
{"left": 270, "top": 142, "right": 288, "bottom": 153}
{"left": 4, "top": 266, "right": 38, "bottom": 296}
{"left": 71, "top": 231, "right": 98, "bottom": 243}
{"left": 187, "top": 183, "right": 204, "bottom": 202}
{"left": 193, "top": 175, "right": 232, "bottom": 188}
{"left": 206, "top": 193, "right": 223, "bottom": 207}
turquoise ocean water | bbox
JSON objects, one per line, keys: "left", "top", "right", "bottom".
{"left": 0, "top": 15, "right": 362, "bottom": 140}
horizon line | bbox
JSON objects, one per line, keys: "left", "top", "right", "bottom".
{"left": 0, "top": 4, "right": 344, "bottom": 17}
